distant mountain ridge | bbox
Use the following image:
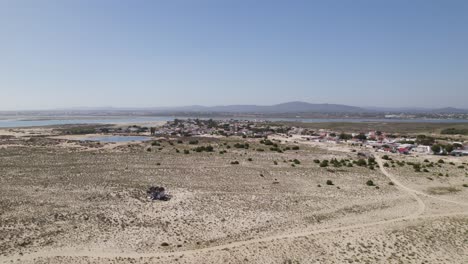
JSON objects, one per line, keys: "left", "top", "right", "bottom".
{"left": 10, "top": 102, "right": 468, "bottom": 114}
{"left": 367, "top": 106, "right": 468, "bottom": 114}
{"left": 431, "top": 107, "right": 468, "bottom": 114}
{"left": 146, "top": 101, "right": 367, "bottom": 113}
{"left": 148, "top": 102, "right": 468, "bottom": 114}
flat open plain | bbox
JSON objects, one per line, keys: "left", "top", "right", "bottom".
{"left": 0, "top": 128, "right": 467, "bottom": 263}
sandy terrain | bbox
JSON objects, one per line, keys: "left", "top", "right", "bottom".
{"left": 0, "top": 129, "right": 467, "bottom": 263}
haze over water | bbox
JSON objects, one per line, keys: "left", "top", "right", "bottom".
{"left": 1, "top": 116, "right": 468, "bottom": 128}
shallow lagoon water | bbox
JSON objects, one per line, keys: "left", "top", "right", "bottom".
{"left": 0, "top": 116, "right": 173, "bottom": 128}
{"left": 81, "top": 136, "right": 153, "bottom": 143}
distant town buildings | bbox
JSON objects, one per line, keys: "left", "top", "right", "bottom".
{"left": 96, "top": 118, "right": 466, "bottom": 157}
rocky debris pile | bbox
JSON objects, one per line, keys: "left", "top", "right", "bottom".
{"left": 147, "top": 186, "right": 170, "bottom": 201}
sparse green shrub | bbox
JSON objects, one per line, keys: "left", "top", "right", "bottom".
{"left": 440, "top": 128, "right": 468, "bottom": 135}
{"left": 62, "top": 127, "right": 96, "bottom": 135}
{"left": 292, "top": 146, "right": 300, "bottom": 150}
{"left": 234, "top": 143, "right": 249, "bottom": 149}
{"left": 184, "top": 149, "right": 190, "bottom": 154}
{"left": 194, "top": 145, "right": 214, "bottom": 152}
{"left": 313, "top": 159, "right": 320, "bottom": 164}
{"left": 326, "top": 180, "right": 333, "bottom": 185}
{"left": 356, "top": 159, "right": 367, "bottom": 167}
{"left": 366, "top": 180, "right": 375, "bottom": 186}
{"left": 319, "top": 160, "right": 329, "bottom": 167}
{"left": 293, "top": 159, "right": 300, "bottom": 164}
{"left": 339, "top": 132, "right": 352, "bottom": 140}
{"left": 230, "top": 161, "right": 239, "bottom": 165}
{"left": 270, "top": 147, "right": 283, "bottom": 153}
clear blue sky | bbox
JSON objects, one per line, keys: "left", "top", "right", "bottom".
{"left": 1, "top": 0, "right": 467, "bottom": 110}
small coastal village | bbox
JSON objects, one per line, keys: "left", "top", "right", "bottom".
{"left": 93, "top": 118, "right": 468, "bottom": 157}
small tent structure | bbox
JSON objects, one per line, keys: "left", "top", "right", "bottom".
{"left": 147, "top": 186, "right": 170, "bottom": 201}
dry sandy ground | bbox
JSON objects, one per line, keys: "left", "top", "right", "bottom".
{"left": 0, "top": 128, "right": 57, "bottom": 138}
{"left": 0, "top": 132, "right": 467, "bottom": 263}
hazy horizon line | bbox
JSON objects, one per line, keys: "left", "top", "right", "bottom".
{"left": 1, "top": 101, "right": 467, "bottom": 112}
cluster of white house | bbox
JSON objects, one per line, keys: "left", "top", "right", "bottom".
{"left": 293, "top": 129, "right": 468, "bottom": 156}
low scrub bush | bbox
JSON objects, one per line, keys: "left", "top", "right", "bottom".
{"left": 319, "top": 160, "right": 329, "bottom": 167}
{"left": 356, "top": 159, "right": 367, "bottom": 167}
{"left": 234, "top": 143, "right": 249, "bottom": 149}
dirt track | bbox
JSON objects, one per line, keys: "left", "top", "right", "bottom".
{"left": 2, "top": 154, "right": 467, "bottom": 263}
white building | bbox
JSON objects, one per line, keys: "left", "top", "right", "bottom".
{"left": 412, "top": 145, "right": 432, "bottom": 154}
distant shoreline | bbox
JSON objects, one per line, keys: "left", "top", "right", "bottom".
{"left": 1, "top": 115, "right": 468, "bottom": 129}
